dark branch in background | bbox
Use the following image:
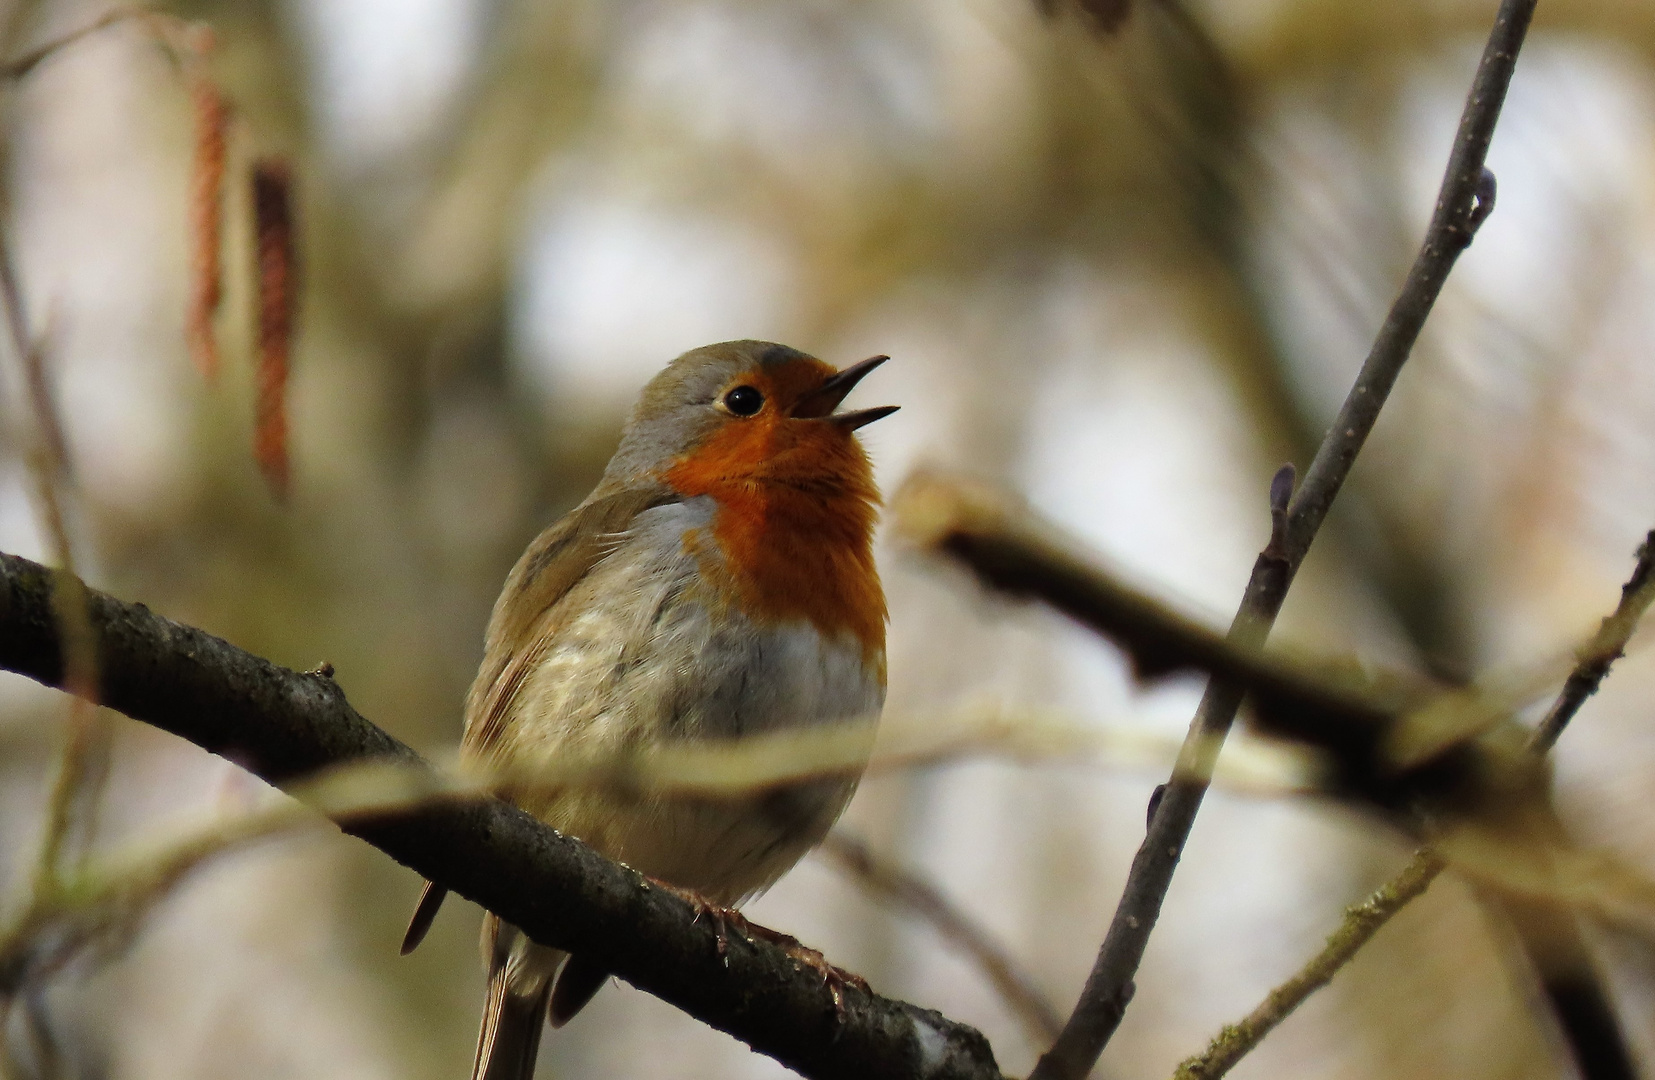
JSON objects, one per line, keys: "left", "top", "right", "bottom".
{"left": 1008, "top": 1, "right": 1534, "bottom": 1075}
{"left": 0, "top": 552, "right": 1004, "bottom": 1080}
{"left": 898, "top": 470, "right": 1655, "bottom": 1080}
{"left": 817, "top": 832, "right": 1064, "bottom": 1046}
{"left": 894, "top": 474, "right": 1539, "bottom": 821}
{"left": 1171, "top": 526, "right": 1655, "bottom": 1079}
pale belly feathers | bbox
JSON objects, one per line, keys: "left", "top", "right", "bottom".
{"left": 477, "top": 497, "right": 884, "bottom": 905}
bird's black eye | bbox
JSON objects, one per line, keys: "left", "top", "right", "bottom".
{"left": 722, "top": 385, "right": 764, "bottom": 417}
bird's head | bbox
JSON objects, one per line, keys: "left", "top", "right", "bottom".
{"left": 600, "top": 341, "right": 897, "bottom": 499}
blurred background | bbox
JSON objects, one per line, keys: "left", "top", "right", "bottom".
{"left": 2, "top": 0, "right": 1655, "bottom": 1077}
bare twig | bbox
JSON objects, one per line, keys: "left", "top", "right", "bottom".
{"left": 1170, "top": 849, "right": 1444, "bottom": 1080}
{"left": 4, "top": 755, "right": 507, "bottom": 997}
{"left": 0, "top": 8, "right": 229, "bottom": 386}
{"left": 31, "top": 697, "right": 110, "bottom": 887}
{"left": 1170, "top": 527, "right": 1655, "bottom": 1080}
{"left": 1531, "top": 530, "right": 1655, "bottom": 753}
{"left": 2, "top": 804, "right": 313, "bottom": 994}
{"left": 0, "top": 550, "right": 1646, "bottom": 1080}
{"left": 818, "top": 832, "right": 1065, "bottom": 1047}
{"left": 501, "top": 710, "right": 1317, "bottom": 800}
{"left": 0, "top": 8, "right": 139, "bottom": 79}
{"left": 0, "top": 225, "right": 110, "bottom": 892}
{"left": 1012, "top": 1, "right": 1535, "bottom": 1074}
{"left": 866, "top": 708, "right": 1319, "bottom": 795}
{"left": 0, "top": 8, "right": 209, "bottom": 82}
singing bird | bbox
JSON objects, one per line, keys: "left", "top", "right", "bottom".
{"left": 401, "top": 341, "right": 897, "bottom": 1080}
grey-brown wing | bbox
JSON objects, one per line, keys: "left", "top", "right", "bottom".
{"left": 399, "top": 484, "right": 676, "bottom": 955}
{"left": 464, "top": 484, "right": 679, "bottom": 760}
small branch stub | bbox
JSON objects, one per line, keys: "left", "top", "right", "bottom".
{"left": 1465, "top": 169, "right": 1497, "bottom": 243}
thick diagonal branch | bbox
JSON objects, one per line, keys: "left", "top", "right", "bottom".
{"left": 0, "top": 551, "right": 1003, "bottom": 1080}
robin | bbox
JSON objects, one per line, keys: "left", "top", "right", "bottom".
{"left": 400, "top": 340, "right": 897, "bottom": 1080}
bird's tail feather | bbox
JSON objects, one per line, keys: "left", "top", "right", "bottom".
{"left": 472, "top": 917, "right": 561, "bottom": 1080}
{"left": 548, "top": 955, "right": 610, "bottom": 1028}
{"left": 472, "top": 956, "right": 554, "bottom": 1080}
{"left": 401, "top": 880, "right": 448, "bottom": 955}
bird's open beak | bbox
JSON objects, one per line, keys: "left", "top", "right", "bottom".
{"left": 794, "top": 354, "right": 899, "bottom": 429}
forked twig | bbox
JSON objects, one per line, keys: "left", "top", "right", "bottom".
{"left": 1171, "top": 529, "right": 1655, "bottom": 1080}
{"left": 1015, "top": 2, "right": 1535, "bottom": 1075}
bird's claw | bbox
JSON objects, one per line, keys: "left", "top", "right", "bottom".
{"left": 740, "top": 923, "right": 870, "bottom": 1023}
{"left": 648, "top": 877, "right": 870, "bottom": 1019}
{"left": 648, "top": 879, "right": 747, "bottom": 964}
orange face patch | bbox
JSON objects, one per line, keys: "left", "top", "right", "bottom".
{"left": 664, "top": 361, "right": 887, "bottom": 665}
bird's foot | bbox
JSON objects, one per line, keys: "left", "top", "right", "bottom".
{"left": 646, "top": 878, "right": 869, "bottom": 1019}
{"left": 740, "top": 922, "right": 871, "bottom": 1022}
{"left": 647, "top": 879, "right": 746, "bottom": 961}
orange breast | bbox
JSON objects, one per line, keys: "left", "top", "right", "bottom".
{"left": 664, "top": 414, "right": 886, "bottom": 668}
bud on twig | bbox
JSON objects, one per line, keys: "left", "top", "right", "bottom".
{"left": 1264, "top": 463, "right": 1295, "bottom": 561}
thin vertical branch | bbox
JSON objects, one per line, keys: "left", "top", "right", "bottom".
{"left": 0, "top": 6, "right": 227, "bottom": 903}
{"left": 0, "top": 235, "right": 108, "bottom": 892}
{"left": 1027, "top": 3, "right": 1535, "bottom": 1077}
{"left": 251, "top": 159, "right": 295, "bottom": 499}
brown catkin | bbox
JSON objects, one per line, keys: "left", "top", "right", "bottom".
{"left": 186, "top": 79, "right": 227, "bottom": 380}
{"left": 251, "top": 159, "right": 296, "bottom": 500}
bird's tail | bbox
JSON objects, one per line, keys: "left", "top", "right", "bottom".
{"left": 472, "top": 963, "right": 551, "bottom": 1080}
{"left": 472, "top": 917, "right": 561, "bottom": 1080}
